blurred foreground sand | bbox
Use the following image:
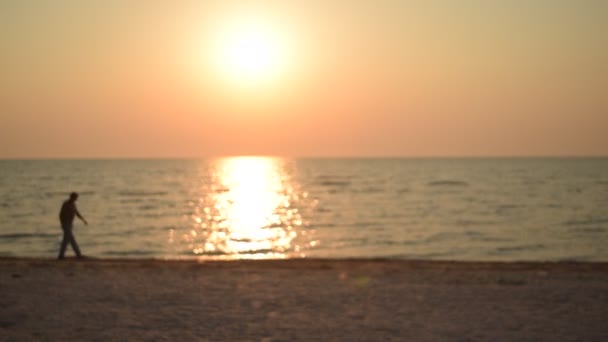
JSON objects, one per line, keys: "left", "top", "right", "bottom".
{"left": 1, "top": 258, "right": 608, "bottom": 341}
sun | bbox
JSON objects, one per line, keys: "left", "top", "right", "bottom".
{"left": 222, "top": 29, "right": 279, "bottom": 80}
{"left": 210, "top": 18, "right": 287, "bottom": 86}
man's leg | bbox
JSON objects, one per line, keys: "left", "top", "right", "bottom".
{"left": 67, "top": 230, "right": 82, "bottom": 258}
{"left": 58, "top": 231, "right": 69, "bottom": 259}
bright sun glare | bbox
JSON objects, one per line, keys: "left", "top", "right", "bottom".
{"left": 211, "top": 18, "right": 287, "bottom": 86}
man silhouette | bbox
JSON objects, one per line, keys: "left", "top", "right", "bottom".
{"left": 58, "top": 192, "right": 88, "bottom": 259}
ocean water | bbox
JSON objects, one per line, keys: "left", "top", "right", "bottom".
{"left": 1, "top": 157, "right": 607, "bottom": 261}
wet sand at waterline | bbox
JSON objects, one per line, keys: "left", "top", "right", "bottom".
{"left": 2, "top": 258, "right": 608, "bottom": 341}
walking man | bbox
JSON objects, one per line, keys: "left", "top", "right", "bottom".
{"left": 58, "top": 192, "right": 88, "bottom": 259}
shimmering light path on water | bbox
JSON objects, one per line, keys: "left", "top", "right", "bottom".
{"left": 182, "top": 157, "right": 305, "bottom": 258}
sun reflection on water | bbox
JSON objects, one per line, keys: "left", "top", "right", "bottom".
{"left": 184, "top": 157, "right": 307, "bottom": 259}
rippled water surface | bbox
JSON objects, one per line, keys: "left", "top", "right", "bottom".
{"left": 1, "top": 158, "right": 607, "bottom": 261}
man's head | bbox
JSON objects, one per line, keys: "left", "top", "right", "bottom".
{"left": 69, "top": 192, "right": 79, "bottom": 201}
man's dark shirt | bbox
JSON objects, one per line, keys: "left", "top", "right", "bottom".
{"left": 59, "top": 200, "right": 77, "bottom": 226}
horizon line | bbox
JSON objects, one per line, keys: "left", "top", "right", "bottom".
{"left": 1, "top": 154, "right": 607, "bottom": 161}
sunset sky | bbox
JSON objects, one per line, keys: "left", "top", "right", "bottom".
{"left": 1, "top": 0, "right": 606, "bottom": 158}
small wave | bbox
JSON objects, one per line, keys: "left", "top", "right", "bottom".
{"left": 567, "top": 226, "right": 607, "bottom": 234}
{"left": 396, "top": 250, "right": 460, "bottom": 259}
{"left": 478, "top": 236, "right": 513, "bottom": 243}
{"left": 424, "top": 232, "right": 463, "bottom": 243}
{"left": 306, "top": 223, "right": 336, "bottom": 229}
{"left": 103, "top": 250, "right": 160, "bottom": 257}
{"left": 564, "top": 218, "right": 608, "bottom": 226}
{"left": 556, "top": 255, "right": 597, "bottom": 262}
{"left": 118, "top": 191, "right": 168, "bottom": 197}
{"left": 138, "top": 205, "right": 159, "bottom": 211}
{"left": 45, "top": 191, "right": 96, "bottom": 197}
{"left": 8, "top": 212, "right": 35, "bottom": 219}
{"left": 463, "top": 230, "right": 484, "bottom": 237}
{"left": 496, "top": 204, "right": 523, "bottom": 210}
{"left": 427, "top": 180, "right": 469, "bottom": 187}
{"left": 354, "top": 187, "right": 384, "bottom": 194}
{"left": 78, "top": 190, "right": 96, "bottom": 196}
{"left": 0, "top": 233, "right": 57, "bottom": 239}
{"left": 314, "top": 174, "right": 352, "bottom": 187}
{"left": 455, "top": 220, "right": 499, "bottom": 227}
{"left": 187, "top": 249, "right": 228, "bottom": 256}
{"left": 319, "top": 180, "right": 351, "bottom": 187}
{"left": 45, "top": 191, "right": 69, "bottom": 197}
{"left": 374, "top": 240, "right": 402, "bottom": 246}
{"left": 186, "top": 247, "right": 281, "bottom": 257}
{"left": 377, "top": 239, "right": 426, "bottom": 247}
{"left": 339, "top": 237, "right": 370, "bottom": 246}
{"left": 495, "top": 204, "right": 524, "bottom": 215}
{"left": 351, "top": 221, "right": 378, "bottom": 228}
{"left": 229, "top": 237, "right": 254, "bottom": 243}
{"left": 92, "top": 226, "right": 156, "bottom": 238}
{"left": 495, "top": 244, "right": 545, "bottom": 253}
{"left": 120, "top": 198, "right": 144, "bottom": 204}
{"left": 142, "top": 213, "right": 166, "bottom": 218}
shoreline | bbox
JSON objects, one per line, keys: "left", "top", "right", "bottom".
{"left": 2, "top": 257, "right": 608, "bottom": 340}
{"left": 3, "top": 256, "right": 608, "bottom": 270}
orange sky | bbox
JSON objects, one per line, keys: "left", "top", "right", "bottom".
{"left": 1, "top": 1, "right": 607, "bottom": 158}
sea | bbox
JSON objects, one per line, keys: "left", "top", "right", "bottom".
{"left": 1, "top": 157, "right": 607, "bottom": 261}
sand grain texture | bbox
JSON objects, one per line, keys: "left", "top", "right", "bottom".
{"left": 1, "top": 258, "right": 608, "bottom": 341}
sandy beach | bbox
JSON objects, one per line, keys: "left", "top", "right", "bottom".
{"left": 1, "top": 258, "right": 608, "bottom": 341}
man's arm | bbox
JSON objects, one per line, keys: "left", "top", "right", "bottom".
{"left": 75, "top": 208, "right": 88, "bottom": 225}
